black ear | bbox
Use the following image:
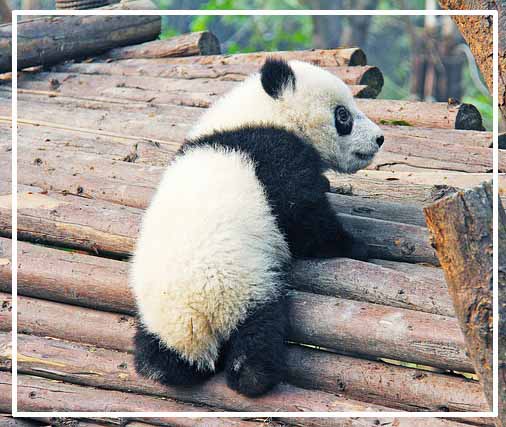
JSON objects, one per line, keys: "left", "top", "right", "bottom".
{"left": 260, "top": 58, "right": 296, "bottom": 99}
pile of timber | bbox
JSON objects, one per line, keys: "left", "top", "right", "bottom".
{"left": 0, "top": 16, "right": 497, "bottom": 422}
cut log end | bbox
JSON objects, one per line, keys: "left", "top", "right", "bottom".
{"left": 198, "top": 31, "right": 221, "bottom": 56}
{"left": 357, "top": 65, "right": 384, "bottom": 98}
{"left": 455, "top": 103, "right": 485, "bottom": 131}
{"left": 348, "top": 48, "right": 367, "bottom": 66}
{"left": 499, "top": 132, "right": 506, "bottom": 149}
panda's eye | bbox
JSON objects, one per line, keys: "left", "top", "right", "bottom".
{"left": 334, "top": 105, "right": 353, "bottom": 136}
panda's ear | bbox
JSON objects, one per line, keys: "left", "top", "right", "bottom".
{"left": 260, "top": 58, "right": 296, "bottom": 99}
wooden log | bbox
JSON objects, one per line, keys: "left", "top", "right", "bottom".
{"left": 100, "top": 0, "right": 157, "bottom": 9}
{"left": 2, "top": 189, "right": 437, "bottom": 263}
{"left": 9, "top": 122, "right": 499, "bottom": 205}
{"left": 0, "top": 332, "right": 485, "bottom": 414}
{"left": 292, "top": 256, "right": 453, "bottom": 316}
{"left": 0, "top": 237, "right": 447, "bottom": 316}
{"left": 288, "top": 291, "right": 471, "bottom": 372}
{"left": 0, "top": 16, "right": 162, "bottom": 73}
{"left": 0, "top": 372, "right": 481, "bottom": 426}
{"left": 100, "top": 47, "right": 368, "bottom": 67}
{"left": 284, "top": 345, "right": 485, "bottom": 412}
{"left": 0, "top": 419, "right": 41, "bottom": 427}
{"left": 0, "top": 360, "right": 390, "bottom": 417}
{"left": 14, "top": 94, "right": 495, "bottom": 173}
{"left": 104, "top": 32, "right": 221, "bottom": 60}
{"left": 17, "top": 70, "right": 483, "bottom": 131}
{"left": 16, "top": 71, "right": 370, "bottom": 108}
{"left": 424, "top": 182, "right": 493, "bottom": 410}
{"left": 329, "top": 170, "right": 502, "bottom": 206}
{"left": 0, "top": 291, "right": 471, "bottom": 372}
{"left": 354, "top": 98, "right": 484, "bottom": 131}
{"left": 52, "top": 60, "right": 384, "bottom": 98}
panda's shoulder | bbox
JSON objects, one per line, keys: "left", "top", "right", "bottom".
{"left": 182, "top": 125, "right": 322, "bottom": 167}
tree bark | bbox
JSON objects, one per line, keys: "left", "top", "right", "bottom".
{"left": 0, "top": 15, "right": 162, "bottom": 73}
{"left": 424, "top": 181, "right": 493, "bottom": 411}
{"left": 0, "top": 290, "right": 471, "bottom": 372}
{"left": 103, "top": 31, "right": 221, "bottom": 60}
{"left": 0, "top": 332, "right": 486, "bottom": 414}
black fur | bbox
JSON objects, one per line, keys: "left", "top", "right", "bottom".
{"left": 224, "top": 294, "right": 288, "bottom": 397}
{"left": 182, "top": 125, "right": 356, "bottom": 259}
{"left": 133, "top": 321, "right": 215, "bottom": 386}
{"left": 260, "top": 58, "right": 296, "bottom": 99}
{"left": 134, "top": 126, "right": 362, "bottom": 394}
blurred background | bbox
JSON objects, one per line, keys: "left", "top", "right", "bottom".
{"left": 6, "top": 0, "right": 494, "bottom": 129}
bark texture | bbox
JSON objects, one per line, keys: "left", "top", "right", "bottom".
{"left": 424, "top": 182, "right": 493, "bottom": 411}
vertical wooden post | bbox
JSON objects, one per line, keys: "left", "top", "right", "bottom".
{"left": 424, "top": 182, "right": 493, "bottom": 412}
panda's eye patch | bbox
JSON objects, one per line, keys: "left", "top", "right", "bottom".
{"left": 334, "top": 105, "right": 353, "bottom": 136}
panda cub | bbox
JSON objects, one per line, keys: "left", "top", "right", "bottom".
{"left": 130, "top": 58, "right": 384, "bottom": 397}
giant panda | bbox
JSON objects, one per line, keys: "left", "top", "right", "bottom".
{"left": 129, "top": 58, "right": 384, "bottom": 397}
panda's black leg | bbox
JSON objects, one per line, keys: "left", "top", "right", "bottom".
{"left": 225, "top": 295, "right": 288, "bottom": 397}
{"left": 133, "top": 320, "right": 214, "bottom": 386}
{"left": 290, "top": 196, "right": 368, "bottom": 260}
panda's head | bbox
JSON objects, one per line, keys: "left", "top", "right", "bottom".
{"left": 189, "top": 58, "right": 384, "bottom": 174}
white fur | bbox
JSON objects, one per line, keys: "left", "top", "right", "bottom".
{"left": 130, "top": 147, "right": 289, "bottom": 371}
{"left": 189, "top": 60, "right": 383, "bottom": 173}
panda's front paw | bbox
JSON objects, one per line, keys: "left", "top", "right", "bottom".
{"left": 226, "top": 354, "right": 280, "bottom": 397}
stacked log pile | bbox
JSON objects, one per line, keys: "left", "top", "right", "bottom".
{"left": 0, "top": 22, "right": 497, "bottom": 421}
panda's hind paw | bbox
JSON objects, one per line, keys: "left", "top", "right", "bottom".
{"left": 226, "top": 354, "right": 279, "bottom": 397}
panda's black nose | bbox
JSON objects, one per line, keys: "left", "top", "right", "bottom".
{"left": 376, "top": 135, "right": 384, "bottom": 148}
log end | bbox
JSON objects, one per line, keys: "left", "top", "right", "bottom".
{"left": 357, "top": 66, "right": 384, "bottom": 98}
{"left": 348, "top": 48, "right": 367, "bottom": 66}
{"left": 455, "top": 103, "right": 485, "bottom": 131}
{"left": 198, "top": 31, "right": 221, "bottom": 56}
{"left": 499, "top": 132, "right": 506, "bottom": 149}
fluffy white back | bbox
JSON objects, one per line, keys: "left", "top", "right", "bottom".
{"left": 130, "top": 147, "right": 289, "bottom": 370}
{"left": 189, "top": 60, "right": 383, "bottom": 173}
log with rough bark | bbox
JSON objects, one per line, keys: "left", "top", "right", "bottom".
{"left": 0, "top": 237, "right": 448, "bottom": 316}
{"left": 0, "top": 332, "right": 485, "bottom": 413}
{"left": 104, "top": 31, "right": 221, "bottom": 59}
{"left": 424, "top": 182, "right": 493, "bottom": 411}
{"left": 1, "top": 189, "right": 436, "bottom": 263}
{"left": 0, "top": 374, "right": 477, "bottom": 427}
{"left": 101, "top": 0, "right": 158, "bottom": 8}
{"left": 0, "top": 15, "right": 162, "bottom": 73}
{"left": 52, "top": 59, "right": 384, "bottom": 98}
{"left": 11, "top": 99, "right": 495, "bottom": 174}
{"left": 16, "top": 69, "right": 483, "bottom": 130}
{"left": 0, "top": 282, "right": 471, "bottom": 372}
{"left": 101, "top": 46, "right": 368, "bottom": 67}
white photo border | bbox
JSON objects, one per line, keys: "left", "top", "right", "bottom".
{"left": 11, "top": 8, "right": 500, "bottom": 419}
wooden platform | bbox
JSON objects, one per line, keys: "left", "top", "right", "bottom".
{"left": 0, "top": 29, "right": 499, "bottom": 425}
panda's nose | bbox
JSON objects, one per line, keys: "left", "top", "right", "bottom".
{"left": 376, "top": 135, "right": 384, "bottom": 148}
